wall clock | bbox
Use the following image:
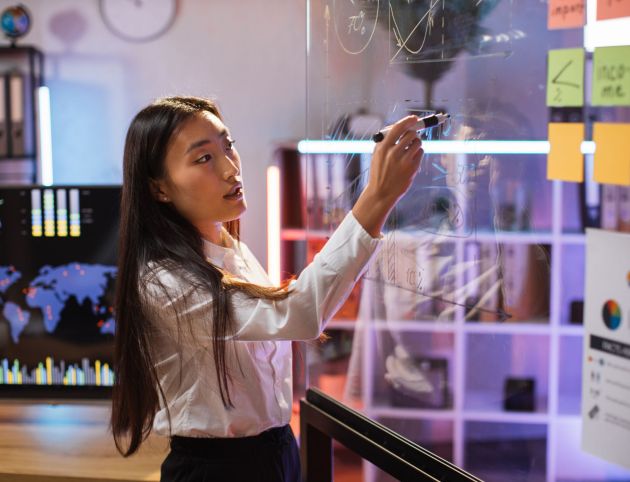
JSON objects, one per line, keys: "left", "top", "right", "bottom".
{"left": 99, "top": 0, "right": 177, "bottom": 43}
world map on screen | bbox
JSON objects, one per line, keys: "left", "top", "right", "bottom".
{"left": 0, "top": 264, "right": 116, "bottom": 344}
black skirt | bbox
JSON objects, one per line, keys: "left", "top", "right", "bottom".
{"left": 160, "top": 424, "right": 302, "bottom": 482}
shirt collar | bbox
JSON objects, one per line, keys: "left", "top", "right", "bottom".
{"left": 201, "top": 229, "right": 235, "bottom": 267}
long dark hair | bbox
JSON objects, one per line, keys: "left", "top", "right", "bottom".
{"left": 111, "top": 96, "right": 291, "bottom": 457}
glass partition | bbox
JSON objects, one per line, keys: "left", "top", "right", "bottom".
{"left": 301, "top": 1, "right": 630, "bottom": 480}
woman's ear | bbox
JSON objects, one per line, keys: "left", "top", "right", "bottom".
{"left": 149, "top": 179, "right": 171, "bottom": 203}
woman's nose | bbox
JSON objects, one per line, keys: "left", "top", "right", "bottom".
{"left": 223, "top": 155, "right": 240, "bottom": 180}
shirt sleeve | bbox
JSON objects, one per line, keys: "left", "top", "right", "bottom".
{"left": 142, "top": 210, "right": 382, "bottom": 344}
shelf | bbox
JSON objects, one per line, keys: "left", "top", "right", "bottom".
{"left": 555, "top": 413, "right": 581, "bottom": 421}
{"left": 472, "top": 231, "right": 554, "bottom": 244}
{"left": 558, "top": 336, "right": 583, "bottom": 418}
{"left": 281, "top": 228, "right": 329, "bottom": 241}
{"left": 557, "top": 399, "right": 581, "bottom": 418}
{"left": 465, "top": 391, "right": 548, "bottom": 418}
{"left": 330, "top": 321, "right": 586, "bottom": 335}
{"left": 560, "top": 233, "right": 586, "bottom": 245}
{"left": 278, "top": 123, "right": 630, "bottom": 480}
{"left": 327, "top": 320, "right": 586, "bottom": 335}
{"left": 330, "top": 321, "right": 585, "bottom": 335}
{"left": 463, "top": 410, "right": 550, "bottom": 424}
{"left": 281, "top": 228, "right": 579, "bottom": 245}
{"left": 369, "top": 406, "right": 456, "bottom": 421}
{"left": 368, "top": 404, "right": 584, "bottom": 422}
{"left": 464, "top": 322, "right": 550, "bottom": 335}
{"left": 330, "top": 320, "right": 585, "bottom": 335}
{"left": 326, "top": 320, "right": 357, "bottom": 330}
{"left": 464, "top": 420, "right": 548, "bottom": 482}
{"left": 371, "top": 320, "right": 456, "bottom": 332}
{"left": 326, "top": 320, "right": 457, "bottom": 332}
{"left": 558, "top": 325, "right": 584, "bottom": 336}
{"left": 0, "top": 46, "right": 45, "bottom": 184}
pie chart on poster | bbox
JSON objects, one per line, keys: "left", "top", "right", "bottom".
{"left": 602, "top": 300, "right": 622, "bottom": 330}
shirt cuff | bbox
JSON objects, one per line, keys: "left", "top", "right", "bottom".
{"left": 347, "top": 209, "right": 384, "bottom": 242}
{"left": 316, "top": 210, "right": 383, "bottom": 281}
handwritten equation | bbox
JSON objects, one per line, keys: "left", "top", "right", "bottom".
{"left": 331, "top": 0, "right": 510, "bottom": 64}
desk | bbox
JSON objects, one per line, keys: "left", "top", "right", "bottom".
{"left": 0, "top": 404, "right": 168, "bottom": 482}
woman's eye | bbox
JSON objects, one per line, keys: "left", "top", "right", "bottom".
{"left": 195, "top": 154, "right": 212, "bottom": 164}
{"left": 226, "top": 138, "right": 236, "bottom": 151}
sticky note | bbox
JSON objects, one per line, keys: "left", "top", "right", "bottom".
{"left": 548, "top": 0, "right": 585, "bottom": 29}
{"left": 593, "top": 123, "right": 630, "bottom": 186}
{"left": 592, "top": 46, "right": 630, "bottom": 106}
{"left": 597, "top": 0, "right": 630, "bottom": 20}
{"left": 547, "top": 123, "right": 584, "bottom": 182}
{"left": 547, "top": 48, "right": 584, "bottom": 107}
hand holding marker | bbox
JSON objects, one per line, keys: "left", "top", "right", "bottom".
{"left": 372, "top": 113, "right": 450, "bottom": 143}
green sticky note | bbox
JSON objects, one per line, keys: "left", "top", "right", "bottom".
{"left": 592, "top": 46, "right": 630, "bottom": 106}
{"left": 546, "top": 48, "right": 584, "bottom": 107}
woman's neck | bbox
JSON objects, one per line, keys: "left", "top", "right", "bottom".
{"left": 198, "top": 222, "right": 229, "bottom": 248}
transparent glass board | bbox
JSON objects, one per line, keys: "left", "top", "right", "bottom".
{"left": 303, "top": 1, "right": 630, "bottom": 480}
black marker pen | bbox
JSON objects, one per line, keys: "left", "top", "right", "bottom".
{"left": 372, "top": 113, "right": 450, "bottom": 143}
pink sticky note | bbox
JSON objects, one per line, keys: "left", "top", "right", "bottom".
{"left": 597, "top": 0, "right": 630, "bottom": 20}
{"left": 549, "top": 0, "right": 586, "bottom": 29}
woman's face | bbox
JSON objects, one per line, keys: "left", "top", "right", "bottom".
{"left": 154, "top": 111, "right": 246, "bottom": 228}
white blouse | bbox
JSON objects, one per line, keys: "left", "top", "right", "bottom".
{"left": 140, "top": 211, "right": 382, "bottom": 438}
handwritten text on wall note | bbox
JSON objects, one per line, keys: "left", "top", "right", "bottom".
{"left": 592, "top": 46, "right": 630, "bottom": 106}
{"left": 547, "top": 48, "right": 584, "bottom": 107}
{"left": 548, "top": 0, "right": 585, "bottom": 29}
{"left": 597, "top": 0, "right": 630, "bottom": 21}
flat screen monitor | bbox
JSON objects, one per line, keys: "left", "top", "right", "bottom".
{"left": 0, "top": 185, "right": 119, "bottom": 400}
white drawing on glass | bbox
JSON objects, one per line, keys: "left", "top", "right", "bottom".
{"left": 388, "top": 0, "right": 511, "bottom": 65}
{"left": 332, "top": 0, "right": 380, "bottom": 55}
{"left": 389, "top": 0, "right": 440, "bottom": 61}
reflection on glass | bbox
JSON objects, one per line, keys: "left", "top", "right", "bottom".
{"left": 302, "top": 0, "right": 630, "bottom": 480}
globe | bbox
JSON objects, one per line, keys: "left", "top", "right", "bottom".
{"left": 1, "top": 5, "right": 31, "bottom": 40}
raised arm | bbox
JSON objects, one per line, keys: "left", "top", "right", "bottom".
{"left": 144, "top": 115, "right": 424, "bottom": 343}
{"left": 352, "top": 115, "right": 424, "bottom": 236}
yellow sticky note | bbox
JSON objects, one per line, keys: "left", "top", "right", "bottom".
{"left": 593, "top": 123, "right": 630, "bottom": 186}
{"left": 547, "top": 48, "right": 584, "bottom": 107}
{"left": 547, "top": 123, "right": 584, "bottom": 182}
{"left": 592, "top": 46, "right": 630, "bottom": 106}
{"left": 548, "top": 0, "right": 585, "bottom": 29}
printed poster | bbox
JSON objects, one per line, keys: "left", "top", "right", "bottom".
{"left": 582, "top": 229, "right": 630, "bottom": 470}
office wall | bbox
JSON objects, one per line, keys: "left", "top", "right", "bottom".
{"left": 0, "top": 0, "right": 307, "bottom": 262}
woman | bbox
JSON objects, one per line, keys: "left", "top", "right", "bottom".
{"left": 111, "top": 96, "right": 424, "bottom": 481}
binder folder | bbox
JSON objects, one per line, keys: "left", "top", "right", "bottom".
{"left": 8, "top": 72, "right": 25, "bottom": 158}
{"left": 0, "top": 75, "right": 7, "bottom": 157}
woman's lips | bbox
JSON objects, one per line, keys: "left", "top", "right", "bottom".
{"left": 224, "top": 186, "right": 243, "bottom": 200}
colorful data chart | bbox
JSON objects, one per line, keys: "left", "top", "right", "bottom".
{"left": 548, "top": 0, "right": 585, "bottom": 29}
{"left": 0, "top": 357, "right": 113, "bottom": 386}
{"left": 547, "top": 48, "right": 584, "bottom": 107}
{"left": 602, "top": 299, "right": 622, "bottom": 330}
{"left": 30, "top": 188, "right": 82, "bottom": 238}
